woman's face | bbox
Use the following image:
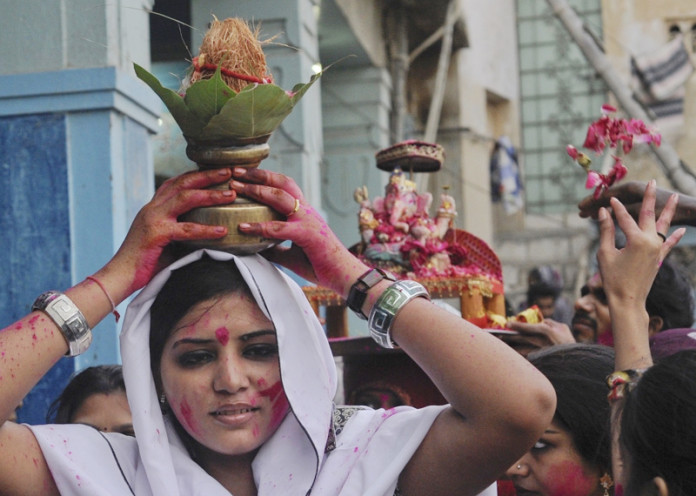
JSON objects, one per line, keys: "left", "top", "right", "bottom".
{"left": 159, "top": 292, "right": 289, "bottom": 458}
{"left": 71, "top": 391, "right": 134, "bottom": 436}
{"left": 505, "top": 419, "right": 604, "bottom": 496}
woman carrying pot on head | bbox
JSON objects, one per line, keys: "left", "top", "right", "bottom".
{"left": 0, "top": 166, "right": 555, "bottom": 496}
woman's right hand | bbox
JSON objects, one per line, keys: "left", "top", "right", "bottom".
{"left": 98, "top": 168, "right": 237, "bottom": 299}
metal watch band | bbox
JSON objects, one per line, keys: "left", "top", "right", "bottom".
{"left": 368, "top": 280, "right": 430, "bottom": 349}
{"left": 32, "top": 291, "right": 92, "bottom": 357}
{"left": 346, "top": 268, "right": 396, "bottom": 319}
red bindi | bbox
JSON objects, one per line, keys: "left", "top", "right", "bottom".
{"left": 215, "top": 327, "right": 230, "bottom": 346}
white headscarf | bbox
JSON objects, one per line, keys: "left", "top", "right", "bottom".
{"left": 29, "top": 250, "right": 493, "bottom": 495}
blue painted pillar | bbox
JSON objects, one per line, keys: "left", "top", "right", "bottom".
{"left": 0, "top": 1, "right": 159, "bottom": 424}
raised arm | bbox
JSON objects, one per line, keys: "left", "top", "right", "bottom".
{"left": 595, "top": 179, "right": 683, "bottom": 487}
{"left": 231, "top": 167, "right": 556, "bottom": 496}
{"left": 0, "top": 169, "right": 237, "bottom": 496}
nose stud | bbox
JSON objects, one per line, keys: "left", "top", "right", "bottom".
{"left": 517, "top": 464, "right": 522, "bottom": 470}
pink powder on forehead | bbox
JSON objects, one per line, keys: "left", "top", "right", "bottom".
{"left": 215, "top": 327, "right": 230, "bottom": 346}
{"left": 546, "top": 460, "right": 597, "bottom": 496}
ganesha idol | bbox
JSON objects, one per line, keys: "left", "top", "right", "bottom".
{"left": 354, "top": 168, "right": 458, "bottom": 277}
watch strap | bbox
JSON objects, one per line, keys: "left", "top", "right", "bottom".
{"left": 346, "top": 268, "right": 396, "bottom": 319}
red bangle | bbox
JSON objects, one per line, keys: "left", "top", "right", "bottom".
{"left": 86, "top": 276, "right": 120, "bottom": 323}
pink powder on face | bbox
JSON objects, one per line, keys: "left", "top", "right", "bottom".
{"left": 260, "top": 380, "right": 289, "bottom": 431}
{"left": 178, "top": 399, "right": 200, "bottom": 435}
{"left": 215, "top": 327, "right": 230, "bottom": 346}
{"left": 546, "top": 460, "right": 596, "bottom": 496}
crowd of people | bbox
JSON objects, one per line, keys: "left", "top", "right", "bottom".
{"left": 2, "top": 167, "right": 696, "bottom": 495}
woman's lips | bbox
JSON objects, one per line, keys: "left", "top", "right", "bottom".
{"left": 210, "top": 405, "right": 260, "bottom": 426}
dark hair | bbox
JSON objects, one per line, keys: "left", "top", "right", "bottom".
{"left": 621, "top": 350, "right": 696, "bottom": 496}
{"left": 528, "top": 344, "right": 615, "bottom": 475}
{"left": 149, "top": 255, "right": 252, "bottom": 383}
{"left": 46, "top": 365, "right": 126, "bottom": 423}
{"left": 646, "top": 258, "right": 694, "bottom": 331}
{"left": 527, "top": 284, "right": 559, "bottom": 305}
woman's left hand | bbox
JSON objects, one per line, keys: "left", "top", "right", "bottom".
{"left": 597, "top": 180, "right": 683, "bottom": 305}
{"left": 229, "top": 167, "right": 367, "bottom": 296}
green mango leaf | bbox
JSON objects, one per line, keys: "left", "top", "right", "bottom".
{"left": 134, "top": 62, "right": 321, "bottom": 141}
{"left": 182, "top": 67, "right": 237, "bottom": 125}
{"left": 133, "top": 63, "right": 206, "bottom": 138}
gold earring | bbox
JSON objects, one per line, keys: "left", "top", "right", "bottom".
{"left": 600, "top": 473, "right": 613, "bottom": 496}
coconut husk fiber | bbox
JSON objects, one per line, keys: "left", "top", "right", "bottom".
{"left": 186, "top": 17, "right": 272, "bottom": 93}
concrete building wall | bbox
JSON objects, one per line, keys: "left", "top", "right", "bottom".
{"left": 601, "top": 0, "right": 696, "bottom": 186}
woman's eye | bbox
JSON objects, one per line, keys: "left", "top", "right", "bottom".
{"left": 532, "top": 440, "right": 548, "bottom": 450}
{"left": 244, "top": 343, "right": 278, "bottom": 359}
{"left": 177, "top": 350, "right": 215, "bottom": 367}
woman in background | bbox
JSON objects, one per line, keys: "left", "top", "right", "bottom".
{"left": 47, "top": 365, "right": 133, "bottom": 436}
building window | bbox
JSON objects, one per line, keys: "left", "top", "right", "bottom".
{"left": 517, "top": 0, "right": 608, "bottom": 215}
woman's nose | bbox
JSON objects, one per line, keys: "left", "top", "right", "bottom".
{"left": 504, "top": 459, "right": 529, "bottom": 478}
{"left": 213, "top": 357, "right": 250, "bottom": 393}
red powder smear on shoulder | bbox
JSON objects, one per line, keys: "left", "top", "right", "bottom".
{"left": 547, "top": 460, "right": 596, "bottom": 496}
{"left": 215, "top": 327, "right": 230, "bottom": 346}
{"left": 179, "top": 399, "right": 200, "bottom": 435}
{"left": 29, "top": 315, "right": 40, "bottom": 326}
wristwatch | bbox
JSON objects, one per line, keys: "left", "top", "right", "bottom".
{"left": 346, "top": 268, "right": 396, "bottom": 319}
{"left": 32, "top": 291, "right": 92, "bottom": 357}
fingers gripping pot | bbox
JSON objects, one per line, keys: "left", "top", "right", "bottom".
{"left": 181, "top": 134, "right": 282, "bottom": 254}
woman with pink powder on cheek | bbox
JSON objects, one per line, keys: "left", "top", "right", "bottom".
{"left": 0, "top": 166, "right": 556, "bottom": 496}
{"left": 505, "top": 344, "right": 615, "bottom": 496}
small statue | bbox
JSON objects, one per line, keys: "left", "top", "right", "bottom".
{"left": 354, "top": 169, "right": 460, "bottom": 277}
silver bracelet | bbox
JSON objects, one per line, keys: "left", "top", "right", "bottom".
{"left": 32, "top": 291, "right": 92, "bottom": 357}
{"left": 368, "top": 280, "right": 430, "bottom": 349}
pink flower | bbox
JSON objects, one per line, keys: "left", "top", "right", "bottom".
{"left": 609, "top": 158, "right": 627, "bottom": 182}
{"left": 586, "top": 171, "right": 602, "bottom": 189}
{"left": 566, "top": 145, "right": 578, "bottom": 159}
{"left": 570, "top": 104, "right": 662, "bottom": 198}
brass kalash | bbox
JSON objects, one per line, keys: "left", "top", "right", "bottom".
{"left": 135, "top": 18, "right": 320, "bottom": 253}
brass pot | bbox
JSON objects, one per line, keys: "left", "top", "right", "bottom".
{"left": 179, "top": 135, "right": 282, "bottom": 254}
